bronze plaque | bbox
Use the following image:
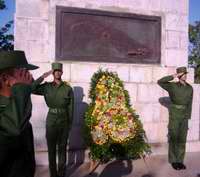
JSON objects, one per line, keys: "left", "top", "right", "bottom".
{"left": 56, "top": 6, "right": 161, "bottom": 64}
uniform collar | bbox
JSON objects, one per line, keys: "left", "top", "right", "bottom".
{"left": 177, "top": 81, "right": 188, "bottom": 87}
{"left": 52, "top": 80, "right": 64, "bottom": 87}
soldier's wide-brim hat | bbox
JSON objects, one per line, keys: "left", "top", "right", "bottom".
{"left": 52, "top": 62, "right": 63, "bottom": 71}
{"left": 176, "top": 66, "right": 188, "bottom": 74}
{"left": 0, "top": 50, "right": 39, "bottom": 70}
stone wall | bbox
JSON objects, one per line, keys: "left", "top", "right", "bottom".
{"left": 15, "top": 0, "right": 200, "bottom": 165}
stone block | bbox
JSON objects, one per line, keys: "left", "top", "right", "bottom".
{"left": 54, "top": 0, "right": 86, "bottom": 8}
{"left": 187, "top": 68, "right": 194, "bottom": 83}
{"left": 143, "top": 123, "right": 159, "bottom": 143}
{"left": 186, "top": 141, "right": 200, "bottom": 152}
{"left": 30, "top": 98, "right": 48, "bottom": 126}
{"left": 14, "top": 18, "right": 28, "bottom": 40}
{"left": 117, "top": 0, "right": 149, "bottom": 10}
{"left": 84, "top": 0, "right": 118, "bottom": 9}
{"left": 160, "top": 104, "right": 170, "bottom": 122}
{"left": 16, "top": 0, "right": 49, "bottom": 19}
{"left": 161, "top": 0, "right": 188, "bottom": 14}
{"left": 100, "top": 64, "right": 130, "bottom": 82}
{"left": 165, "top": 49, "right": 188, "bottom": 67}
{"left": 62, "top": 63, "right": 71, "bottom": 81}
{"left": 148, "top": 0, "right": 161, "bottom": 12}
{"left": 157, "top": 122, "right": 168, "bottom": 142}
{"left": 71, "top": 64, "right": 100, "bottom": 83}
{"left": 137, "top": 84, "right": 164, "bottom": 103}
{"left": 192, "top": 84, "right": 200, "bottom": 103}
{"left": 166, "top": 67, "right": 176, "bottom": 75}
{"left": 166, "top": 31, "right": 180, "bottom": 49}
{"left": 33, "top": 127, "right": 47, "bottom": 151}
{"left": 161, "top": 0, "right": 178, "bottom": 13}
{"left": 144, "top": 122, "right": 168, "bottom": 143}
{"left": 135, "top": 103, "right": 161, "bottom": 123}
{"left": 152, "top": 66, "right": 169, "bottom": 83}
{"left": 28, "top": 20, "right": 48, "bottom": 41}
{"left": 40, "top": 0, "right": 50, "bottom": 19}
{"left": 30, "top": 62, "right": 52, "bottom": 80}
{"left": 187, "top": 120, "right": 199, "bottom": 141}
{"left": 165, "top": 13, "right": 188, "bottom": 32}
{"left": 130, "top": 66, "right": 152, "bottom": 83}
{"left": 124, "top": 83, "right": 137, "bottom": 103}
{"left": 35, "top": 152, "right": 48, "bottom": 165}
{"left": 180, "top": 32, "right": 188, "bottom": 50}
{"left": 14, "top": 39, "right": 28, "bottom": 53}
{"left": 27, "top": 40, "right": 49, "bottom": 62}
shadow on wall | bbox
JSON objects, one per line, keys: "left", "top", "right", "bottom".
{"left": 67, "top": 86, "right": 88, "bottom": 175}
{"left": 159, "top": 97, "right": 171, "bottom": 110}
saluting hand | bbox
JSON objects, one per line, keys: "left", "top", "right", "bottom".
{"left": 10, "top": 69, "right": 33, "bottom": 86}
{"left": 173, "top": 73, "right": 183, "bottom": 79}
{"left": 41, "top": 70, "right": 53, "bottom": 79}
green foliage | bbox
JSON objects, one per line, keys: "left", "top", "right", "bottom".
{"left": 0, "top": 0, "right": 14, "bottom": 51}
{"left": 0, "top": 0, "right": 6, "bottom": 10}
{"left": 84, "top": 69, "right": 151, "bottom": 162}
{"left": 189, "top": 21, "right": 200, "bottom": 83}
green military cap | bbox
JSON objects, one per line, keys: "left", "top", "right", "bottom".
{"left": 0, "top": 50, "right": 39, "bottom": 70}
{"left": 176, "top": 66, "right": 188, "bottom": 74}
{"left": 52, "top": 62, "right": 63, "bottom": 71}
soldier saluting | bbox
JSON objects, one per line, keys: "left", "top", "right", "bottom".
{"left": 33, "top": 62, "right": 74, "bottom": 177}
{"left": 0, "top": 50, "right": 41, "bottom": 177}
{"left": 158, "top": 66, "right": 193, "bottom": 170}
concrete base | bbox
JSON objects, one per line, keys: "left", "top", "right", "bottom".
{"left": 35, "top": 152, "right": 200, "bottom": 177}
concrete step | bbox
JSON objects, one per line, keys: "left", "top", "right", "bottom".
{"left": 35, "top": 152, "right": 200, "bottom": 177}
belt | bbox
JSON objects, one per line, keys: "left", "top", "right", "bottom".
{"left": 49, "top": 108, "right": 67, "bottom": 114}
{"left": 171, "top": 104, "right": 186, "bottom": 109}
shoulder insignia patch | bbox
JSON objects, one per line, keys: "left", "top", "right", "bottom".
{"left": 63, "top": 81, "right": 70, "bottom": 86}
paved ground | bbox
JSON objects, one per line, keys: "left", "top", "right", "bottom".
{"left": 35, "top": 152, "right": 200, "bottom": 177}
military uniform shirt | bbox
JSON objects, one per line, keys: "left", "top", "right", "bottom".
{"left": 157, "top": 75, "right": 193, "bottom": 119}
{"left": 33, "top": 79, "right": 74, "bottom": 123}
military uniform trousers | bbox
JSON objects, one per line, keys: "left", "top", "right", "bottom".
{"left": 168, "top": 104, "right": 188, "bottom": 164}
{"left": 0, "top": 123, "right": 35, "bottom": 177}
{"left": 46, "top": 110, "right": 70, "bottom": 177}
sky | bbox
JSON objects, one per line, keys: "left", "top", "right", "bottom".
{"left": 0, "top": 0, "right": 200, "bottom": 31}
{"left": 189, "top": 0, "right": 200, "bottom": 23}
{"left": 0, "top": 0, "right": 15, "bottom": 26}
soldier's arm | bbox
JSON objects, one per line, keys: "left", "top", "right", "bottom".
{"left": 157, "top": 75, "right": 174, "bottom": 91}
{"left": 32, "top": 70, "right": 52, "bottom": 95}
{"left": 186, "top": 87, "right": 193, "bottom": 119}
{"left": 31, "top": 76, "right": 44, "bottom": 92}
{"left": 0, "top": 83, "right": 32, "bottom": 136}
{"left": 68, "top": 87, "right": 74, "bottom": 128}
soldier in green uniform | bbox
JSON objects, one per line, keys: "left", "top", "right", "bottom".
{"left": 0, "top": 50, "right": 42, "bottom": 177}
{"left": 158, "top": 67, "right": 193, "bottom": 170}
{"left": 33, "top": 62, "right": 74, "bottom": 177}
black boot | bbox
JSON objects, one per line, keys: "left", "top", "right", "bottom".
{"left": 178, "top": 163, "right": 186, "bottom": 170}
{"left": 171, "top": 163, "right": 181, "bottom": 170}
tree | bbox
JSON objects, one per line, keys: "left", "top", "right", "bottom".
{"left": 0, "top": 0, "right": 14, "bottom": 51}
{"left": 189, "top": 21, "right": 200, "bottom": 83}
{"left": 0, "top": 0, "right": 6, "bottom": 9}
